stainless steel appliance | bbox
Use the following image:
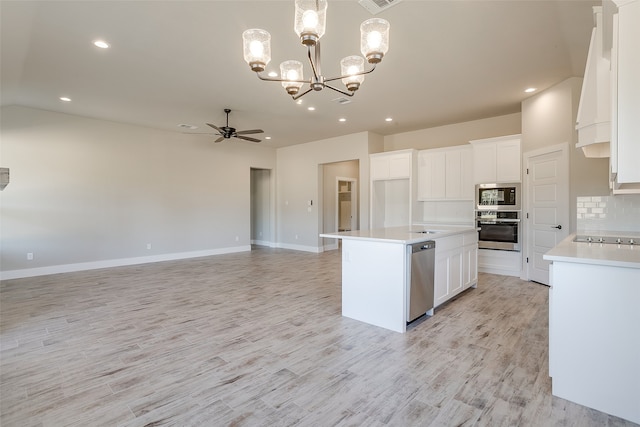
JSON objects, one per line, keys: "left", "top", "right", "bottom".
{"left": 476, "top": 210, "right": 521, "bottom": 251}
{"left": 407, "top": 241, "right": 435, "bottom": 322}
{"left": 475, "top": 183, "right": 521, "bottom": 211}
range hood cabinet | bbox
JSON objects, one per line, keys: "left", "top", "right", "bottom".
{"left": 575, "top": 6, "right": 611, "bottom": 158}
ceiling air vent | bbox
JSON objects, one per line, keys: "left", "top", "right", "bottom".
{"left": 358, "top": 0, "right": 402, "bottom": 15}
{"left": 333, "top": 97, "right": 352, "bottom": 105}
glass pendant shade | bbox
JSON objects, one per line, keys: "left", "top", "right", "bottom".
{"left": 280, "top": 60, "right": 304, "bottom": 95}
{"left": 360, "top": 18, "right": 390, "bottom": 63}
{"left": 340, "top": 56, "right": 365, "bottom": 91}
{"left": 294, "top": 0, "right": 327, "bottom": 45}
{"left": 242, "top": 29, "right": 271, "bottom": 71}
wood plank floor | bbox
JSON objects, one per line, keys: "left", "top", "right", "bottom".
{"left": 1, "top": 246, "right": 636, "bottom": 427}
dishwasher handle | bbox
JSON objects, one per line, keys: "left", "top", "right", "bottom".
{"left": 411, "top": 241, "right": 435, "bottom": 252}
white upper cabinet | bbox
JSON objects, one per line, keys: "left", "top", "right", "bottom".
{"left": 417, "top": 145, "right": 473, "bottom": 201}
{"left": 575, "top": 6, "right": 611, "bottom": 158}
{"left": 610, "top": 0, "right": 640, "bottom": 193}
{"left": 470, "top": 135, "right": 521, "bottom": 183}
{"left": 370, "top": 150, "right": 414, "bottom": 180}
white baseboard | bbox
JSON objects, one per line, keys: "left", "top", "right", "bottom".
{"left": 0, "top": 246, "right": 251, "bottom": 280}
{"left": 251, "top": 239, "right": 277, "bottom": 248}
{"left": 275, "top": 242, "right": 322, "bottom": 253}
{"left": 323, "top": 242, "right": 339, "bottom": 251}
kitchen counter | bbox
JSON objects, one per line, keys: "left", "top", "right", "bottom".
{"left": 544, "top": 232, "right": 640, "bottom": 424}
{"left": 321, "top": 225, "right": 478, "bottom": 333}
{"left": 544, "top": 233, "right": 640, "bottom": 269}
{"left": 320, "top": 224, "right": 477, "bottom": 243}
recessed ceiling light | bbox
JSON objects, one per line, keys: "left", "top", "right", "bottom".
{"left": 308, "top": 107, "right": 315, "bottom": 111}
{"left": 177, "top": 124, "right": 198, "bottom": 130}
{"left": 265, "top": 136, "right": 272, "bottom": 140}
{"left": 524, "top": 87, "right": 537, "bottom": 93}
{"left": 385, "top": 117, "right": 393, "bottom": 122}
{"left": 267, "top": 71, "right": 278, "bottom": 78}
{"left": 93, "top": 40, "right": 110, "bottom": 49}
{"left": 339, "top": 118, "right": 346, "bottom": 122}
{"left": 59, "top": 97, "right": 71, "bottom": 102}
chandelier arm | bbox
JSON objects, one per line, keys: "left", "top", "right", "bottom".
{"left": 291, "top": 87, "right": 314, "bottom": 100}
{"left": 324, "top": 84, "right": 355, "bottom": 97}
{"left": 324, "top": 64, "right": 377, "bottom": 83}
{"left": 255, "top": 72, "right": 309, "bottom": 84}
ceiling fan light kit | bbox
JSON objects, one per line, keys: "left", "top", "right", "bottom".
{"left": 242, "top": 0, "right": 390, "bottom": 100}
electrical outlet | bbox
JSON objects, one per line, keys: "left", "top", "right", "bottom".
{"left": 235, "top": 236, "right": 239, "bottom": 242}
{"left": 146, "top": 243, "right": 152, "bottom": 250}
{"left": 295, "top": 234, "right": 298, "bottom": 240}
{"left": 27, "top": 252, "right": 34, "bottom": 260}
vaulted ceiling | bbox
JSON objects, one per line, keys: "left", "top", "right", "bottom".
{"left": 1, "top": 0, "right": 598, "bottom": 148}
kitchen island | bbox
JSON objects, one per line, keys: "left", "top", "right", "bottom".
{"left": 544, "top": 234, "right": 640, "bottom": 424}
{"left": 321, "top": 225, "right": 478, "bottom": 333}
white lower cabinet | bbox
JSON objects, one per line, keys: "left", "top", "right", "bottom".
{"left": 434, "top": 231, "right": 478, "bottom": 307}
{"left": 463, "top": 234, "right": 478, "bottom": 289}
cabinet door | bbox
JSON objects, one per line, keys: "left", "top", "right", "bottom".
{"left": 448, "top": 250, "right": 463, "bottom": 296}
{"left": 389, "top": 154, "right": 411, "bottom": 179}
{"left": 434, "top": 253, "right": 450, "bottom": 307}
{"left": 370, "top": 157, "right": 389, "bottom": 180}
{"left": 616, "top": 0, "right": 640, "bottom": 185}
{"left": 463, "top": 244, "right": 478, "bottom": 289}
{"left": 417, "top": 151, "right": 445, "bottom": 200}
{"left": 445, "top": 150, "right": 462, "bottom": 199}
{"left": 460, "top": 148, "right": 474, "bottom": 200}
{"left": 496, "top": 139, "right": 521, "bottom": 182}
{"left": 473, "top": 143, "right": 497, "bottom": 183}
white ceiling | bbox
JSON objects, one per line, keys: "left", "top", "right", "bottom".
{"left": 1, "top": 0, "right": 597, "bottom": 148}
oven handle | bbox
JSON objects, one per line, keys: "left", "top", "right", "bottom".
{"left": 477, "top": 219, "right": 521, "bottom": 224}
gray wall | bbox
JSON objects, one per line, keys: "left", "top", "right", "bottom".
{"left": 276, "top": 132, "right": 375, "bottom": 252}
{"left": 0, "top": 106, "right": 276, "bottom": 277}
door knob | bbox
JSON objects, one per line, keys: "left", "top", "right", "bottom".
{"left": 552, "top": 225, "right": 562, "bottom": 230}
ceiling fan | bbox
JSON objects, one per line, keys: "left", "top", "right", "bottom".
{"left": 206, "top": 109, "right": 263, "bottom": 143}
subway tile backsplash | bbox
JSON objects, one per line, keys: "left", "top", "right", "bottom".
{"left": 577, "top": 194, "right": 640, "bottom": 232}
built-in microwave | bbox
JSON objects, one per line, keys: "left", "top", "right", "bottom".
{"left": 475, "top": 183, "right": 521, "bottom": 211}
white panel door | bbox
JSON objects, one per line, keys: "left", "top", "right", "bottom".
{"left": 525, "top": 143, "right": 569, "bottom": 285}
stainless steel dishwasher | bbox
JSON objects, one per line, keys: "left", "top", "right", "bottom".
{"left": 407, "top": 240, "right": 436, "bottom": 322}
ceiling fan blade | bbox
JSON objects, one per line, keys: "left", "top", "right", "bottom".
{"left": 235, "top": 129, "right": 264, "bottom": 135}
{"left": 206, "top": 123, "right": 223, "bottom": 133}
{"left": 235, "top": 135, "right": 261, "bottom": 143}
{"left": 214, "top": 136, "right": 225, "bottom": 143}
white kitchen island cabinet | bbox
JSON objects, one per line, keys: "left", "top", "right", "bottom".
{"left": 544, "top": 235, "right": 640, "bottom": 424}
{"left": 321, "top": 225, "right": 478, "bottom": 333}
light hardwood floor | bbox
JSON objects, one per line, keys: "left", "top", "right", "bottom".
{"left": 1, "top": 247, "right": 636, "bottom": 427}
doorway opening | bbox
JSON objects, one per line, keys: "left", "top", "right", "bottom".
{"left": 321, "top": 160, "right": 359, "bottom": 251}
{"left": 250, "top": 167, "right": 274, "bottom": 248}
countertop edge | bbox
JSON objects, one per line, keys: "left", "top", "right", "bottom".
{"left": 543, "top": 234, "right": 640, "bottom": 269}
{"left": 320, "top": 225, "right": 478, "bottom": 245}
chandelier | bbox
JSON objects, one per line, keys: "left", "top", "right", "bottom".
{"left": 242, "top": 0, "right": 390, "bottom": 100}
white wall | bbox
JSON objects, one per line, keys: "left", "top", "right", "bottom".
{"left": 383, "top": 112, "right": 522, "bottom": 151}
{"left": 0, "top": 106, "right": 276, "bottom": 278}
{"left": 276, "top": 132, "right": 375, "bottom": 252}
{"left": 521, "top": 77, "right": 610, "bottom": 232}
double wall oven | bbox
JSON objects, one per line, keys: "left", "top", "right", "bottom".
{"left": 475, "top": 183, "right": 521, "bottom": 251}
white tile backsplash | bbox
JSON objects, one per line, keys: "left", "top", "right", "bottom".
{"left": 577, "top": 194, "right": 640, "bottom": 233}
